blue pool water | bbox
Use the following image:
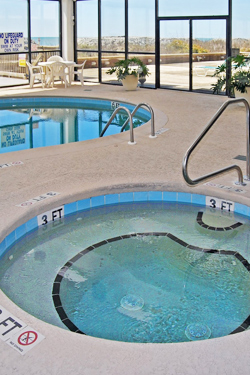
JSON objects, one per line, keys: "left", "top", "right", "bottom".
{"left": 1, "top": 194, "right": 250, "bottom": 343}
{"left": 0, "top": 97, "right": 150, "bottom": 154}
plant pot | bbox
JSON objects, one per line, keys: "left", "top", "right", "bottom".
{"left": 121, "top": 75, "right": 138, "bottom": 91}
{"left": 139, "top": 75, "right": 146, "bottom": 86}
{"left": 234, "top": 87, "right": 250, "bottom": 105}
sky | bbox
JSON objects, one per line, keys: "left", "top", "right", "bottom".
{"left": 0, "top": 0, "right": 249, "bottom": 40}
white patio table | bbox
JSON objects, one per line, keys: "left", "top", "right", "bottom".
{"left": 38, "top": 61, "right": 76, "bottom": 87}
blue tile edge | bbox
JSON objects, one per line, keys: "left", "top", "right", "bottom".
{"left": 0, "top": 191, "right": 249, "bottom": 260}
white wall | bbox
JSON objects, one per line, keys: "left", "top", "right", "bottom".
{"left": 61, "top": 0, "right": 74, "bottom": 61}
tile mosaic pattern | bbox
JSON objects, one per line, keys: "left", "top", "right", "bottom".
{"left": 196, "top": 211, "right": 243, "bottom": 231}
{"left": 0, "top": 191, "right": 206, "bottom": 259}
{"left": 52, "top": 232, "right": 250, "bottom": 336}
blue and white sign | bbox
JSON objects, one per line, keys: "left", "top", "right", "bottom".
{"left": 0, "top": 32, "right": 24, "bottom": 53}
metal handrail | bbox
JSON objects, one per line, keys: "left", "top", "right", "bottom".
{"left": 182, "top": 98, "right": 250, "bottom": 186}
{"left": 120, "top": 102, "right": 156, "bottom": 138}
{"left": 99, "top": 106, "right": 136, "bottom": 144}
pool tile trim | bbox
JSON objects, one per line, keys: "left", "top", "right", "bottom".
{"left": 52, "top": 232, "right": 250, "bottom": 338}
{"left": 196, "top": 212, "right": 243, "bottom": 231}
{"left": 0, "top": 191, "right": 250, "bottom": 260}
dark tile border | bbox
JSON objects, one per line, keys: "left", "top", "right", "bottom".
{"left": 52, "top": 232, "right": 250, "bottom": 339}
{"left": 196, "top": 212, "right": 243, "bottom": 231}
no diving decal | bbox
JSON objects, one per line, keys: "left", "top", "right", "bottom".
{"left": 16, "top": 191, "right": 60, "bottom": 208}
{"left": 0, "top": 161, "right": 23, "bottom": 169}
{"left": 0, "top": 305, "right": 45, "bottom": 355}
{"left": 18, "top": 331, "right": 38, "bottom": 346}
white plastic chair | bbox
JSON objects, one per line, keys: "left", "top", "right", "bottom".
{"left": 47, "top": 55, "right": 64, "bottom": 62}
{"left": 46, "top": 56, "right": 69, "bottom": 87}
{"left": 73, "top": 60, "right": 87, "bottom": 86}
{"left": 49, "top": 61, "right": 68, "bottom": 88}
{"left": 26, "top": 61, "right": 45, "bottom": 88}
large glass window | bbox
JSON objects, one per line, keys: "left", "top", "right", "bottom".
{"left": 159, "top": 0, "right": 228, "bottom": 17}
{"left": 30, "top": 0, "right": 60, "bottom": 51}
{"left": 160, "top": 20, "right": 189, "bottom": 90}
{"left": 192, "top": 20, "right": 226, "bottom": 92}
{"left": 0, "top": 0, "right": 61, "bottom": 88}
{"left": 100, "top": 0, "right": 125, "bottom": 84}
{"left": 128, "top": 0, "right": 155, "bottom": 87}
{"left": 0, "top": 0, "right": 27, "bottom": 46}
{"left": 232, "top": 0, "right": 250, "bottom": 54}
{"left": 0, "top": 0, "right": 28, "bottom": 86}
{"left": 77, "top": 0, "right": 98, "bottom": 51}
{"left": 76, "top": 0, "right": 98, "bottom": 82}
{"left": 128, "top": 0, "right": 155, "bottom": 53}
{"left": 101, "top": 0, "right": 125, "bottom": 52}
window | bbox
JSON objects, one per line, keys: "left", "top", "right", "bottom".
{"left": 159, "top": 0, "right": 228, "bottom": 17}
{"left": 232, "top": 0, "right": 250, "bottom": 54}
{"left": 30, "top": 0, "right": 60, "bottom": 50}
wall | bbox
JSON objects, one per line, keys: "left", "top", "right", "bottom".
{"left": 61, "top": 0, "right": 74, "bottom": 61}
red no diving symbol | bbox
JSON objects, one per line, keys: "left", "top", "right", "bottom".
{"left": 18, "top": 331, "right": 38, "bottom": 346}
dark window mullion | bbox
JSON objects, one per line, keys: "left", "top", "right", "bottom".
{"left": 155, "top": 0, "right": 160, "bottom": 88}
{"left": 189, "top": 19, "right": 193, "bottom": 92}
{"left": 125, "top": 0, "right": 128, "bottom": 58}
{"left": 59, "top": 0, "right": 62, "bottom": 56}
{"left": 98, "top": 0, "right": 101, "bottom": 82}
{"left": 28, "top": 0, "right": 31, "bottom": 63}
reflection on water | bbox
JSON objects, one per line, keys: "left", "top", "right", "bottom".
{"left": 0, "top": 107, "right": 144, "bottom": 154}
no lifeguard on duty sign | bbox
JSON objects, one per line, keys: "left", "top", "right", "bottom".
{"left": 0, "top": 304, "right": 45, "bottom": 355}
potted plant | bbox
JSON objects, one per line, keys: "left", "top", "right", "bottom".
{"left": 106, "top": 57, "right": 150, "bottom": 90}
{"left": 212, "top": 54, "right": 250, "bottom": 102}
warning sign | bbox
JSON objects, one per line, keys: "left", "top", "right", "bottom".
{"left": 7, "top": 326, "right": 45, "bottom": 355}
{"left": 0, "top": 305, "right": 45, "bottom": 355}
{"left": 0, "top": 32, "right": 24, "bottom": 53}
{"left": 19, "top": 54, "right": 26, "bottom": 67}
{"left": 1, "top": 125, "right": 26, "bottom": 149}
{"left": 18, "top": 330, "right": 38, "bottom": 346}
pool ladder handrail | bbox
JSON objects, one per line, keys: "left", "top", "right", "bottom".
{"left": 99, "top": 103, "right": 156, "bottom": 144}
{"left": 99, "top": 106, "right": 136, "bottom": 144}
{"left": 182, "top": 98, "right": 250, "bottom": 186}
{"left": 120, "top": 102, "right": 156, "bottom": 138}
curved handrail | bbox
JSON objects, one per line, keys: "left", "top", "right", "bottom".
{"left": 99, "top": 106, "right": 136, "bottom": 144}
{"left": 182, "top": 98, "right": 250, "bottom": 186}
{"left": 120, "top": 103, "right": 156, "bottom": 138}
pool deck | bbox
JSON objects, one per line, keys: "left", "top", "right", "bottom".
{"left": 1, "top": 81, "right": 250, "bottom": 374}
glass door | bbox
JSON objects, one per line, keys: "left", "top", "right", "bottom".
{"left": 159, "top": 20, "right": 190, "bottom": 90}
{"left": 192, "top": 19, "right": 227, "bottom": 92}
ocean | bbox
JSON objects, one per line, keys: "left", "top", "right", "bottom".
{"left": 31, "top": 37, "right": 59, "bottom": 46}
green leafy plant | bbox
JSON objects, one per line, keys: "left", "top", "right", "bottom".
{"left": 106, "top": 57, "right": 150, "bottom": 81}
{"left": 212, "top": 54, "right": 250, "bottom": 95}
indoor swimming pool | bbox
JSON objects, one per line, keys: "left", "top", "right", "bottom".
{"left": 1, "top": 192, "right": 250, "bottom": 344}
{"left": 0, "top": 97, "right": 151, "bottom": 153}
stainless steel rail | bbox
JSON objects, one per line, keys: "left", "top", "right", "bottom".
{"left": 182, "top": 98, "right": 250, "bottom": 186}
{"left": 120, "top": 102, "right": 156, "bottom": 138}
{"left": 100, "top": 102, "right": 155, "bottom": 142}
{"left": 99, "top": 106, "right": 136, "bottom": 144}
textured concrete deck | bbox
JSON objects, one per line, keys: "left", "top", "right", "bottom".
{"left": 1, "top": 81, "right": 250, "bottom": 374}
